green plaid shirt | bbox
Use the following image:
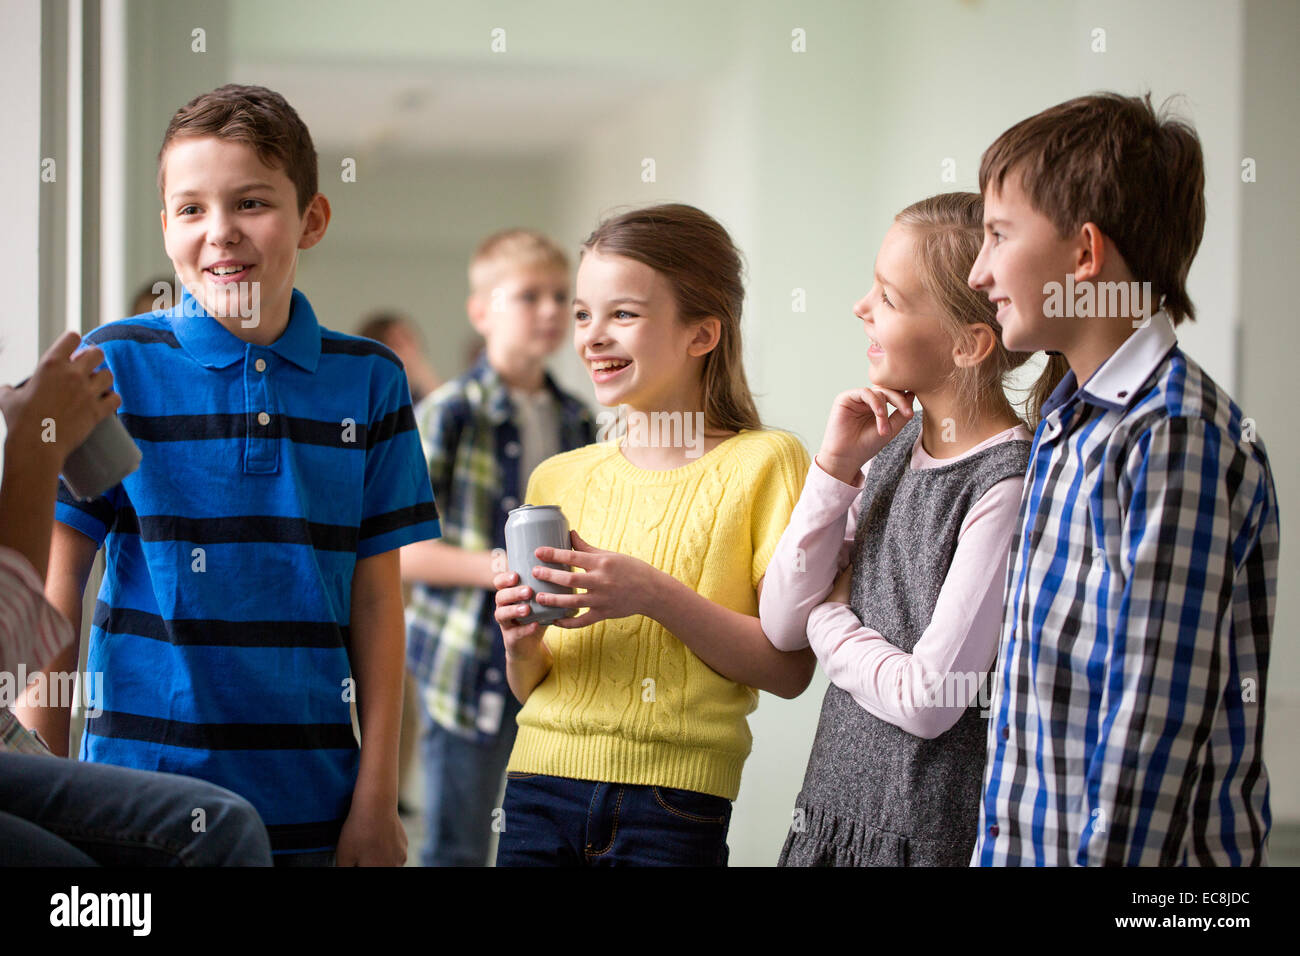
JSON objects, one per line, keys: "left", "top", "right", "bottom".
{"left": 405, "top": 353, "right": 595, "bottom": 741}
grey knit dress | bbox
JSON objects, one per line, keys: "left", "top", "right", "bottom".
{"left": 779, "top": 412, "right": 1030, "bottom": 867}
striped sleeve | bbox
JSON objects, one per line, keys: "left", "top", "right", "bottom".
{"left": 1078, "top": 416, "right": 1251, "bottom": 865}
{"left": 357, "top": 367, "right": 441, "bottom": 558}
{"left": 0, "top": 545, "right": 74, "bottom": 673}
{"left": 54, "top": 478, "right": 120, "bottom": 546}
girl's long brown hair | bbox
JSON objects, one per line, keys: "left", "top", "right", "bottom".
{"left": 581, "top": 204, "right": 762, "bottom": 434}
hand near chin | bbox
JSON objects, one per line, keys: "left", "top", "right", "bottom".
{"left": 817, "top": 385, "right": 915, "bottom": 484}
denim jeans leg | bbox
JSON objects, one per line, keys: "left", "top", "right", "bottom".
{"left": 0, "top": 810, "right": 98, "bottom": 865}
{"left": 0, "top": 753, "right": 273, "bottom": 866}
{"left": 586, "top": 783, "right": 732, "bottom": 867}
{"left": 418, "top": 700, "right": 520, "bottom": 867}
{"left": 494, "top": 773, "right": 590, "bottom": 866}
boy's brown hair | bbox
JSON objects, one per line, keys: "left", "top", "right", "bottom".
{"left": 157, "top": 84, "right": 318, "bottom": 214}
{"left": 979, "top": 91, "right": 1205, "bottom": 325}
{"left": 468, "top": 229, "right": 570, "bottom": 294}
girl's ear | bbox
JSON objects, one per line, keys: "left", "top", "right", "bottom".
{"left": 686, "top": 317, "right": 722, "bottom": 358}
{"left": 953, "top": 322, "right": 998, "bottom": 369}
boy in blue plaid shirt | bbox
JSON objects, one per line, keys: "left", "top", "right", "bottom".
{"left": 400, "top": 230, "right": 595, "bottom": 866}
{"left": 967, "top": 93, "right": 1278, "bottom": 865}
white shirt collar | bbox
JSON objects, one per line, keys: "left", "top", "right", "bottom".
{"left": 1077, "top": 310, "right": 1178, "bottom": 412}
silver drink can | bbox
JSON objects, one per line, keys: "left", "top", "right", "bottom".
{"left": 61, "top": 414, "right": 142, "bottom": 501}
{"left": 505, "top": 504, "right": 576, "bottom": 625}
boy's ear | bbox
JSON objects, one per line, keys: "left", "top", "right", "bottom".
{"left": 953, "top": 323, "right": 997, "bottom": 369}
{"left": 297, "top": 193, "right": 331, "bottom": 251}
{"left": 466, "top": 293, "right": 488, "bottom": 334}
{"left": 686, "top": 317, "right": 722, "bottom": 358}
{"left": 159, "top": 207, "right": 168, "bottom": 234}
{"left": 1073, "top": 222, "right": 1107, "bottom": 281}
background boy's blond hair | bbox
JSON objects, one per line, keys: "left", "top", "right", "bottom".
{"left": 468, "top": 229, "right": 570, "bottom": 294}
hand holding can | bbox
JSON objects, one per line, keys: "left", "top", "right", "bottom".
{"left": 504, "top": 504, "right": 576, "bottom": 624}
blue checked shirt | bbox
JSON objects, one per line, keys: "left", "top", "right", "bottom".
{"left": 975, "top": 311, "right": 1278, "bottom": 866}
{"left": 405, "top": 354, "right": 595, "bottom": 742}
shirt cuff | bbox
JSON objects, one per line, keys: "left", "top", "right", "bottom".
{"left": 797, "top": 456, "right": 866, "bottom": 525}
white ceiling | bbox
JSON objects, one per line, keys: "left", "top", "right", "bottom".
{"left": 232, "top": 59, "right": 677, "bottom": 159}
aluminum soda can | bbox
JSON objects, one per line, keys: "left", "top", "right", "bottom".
{"left": 505, "top": 504, "right": 576, "bottom": 624}
{"left": 61, "top": 413, "right": 142, "bottom": 501}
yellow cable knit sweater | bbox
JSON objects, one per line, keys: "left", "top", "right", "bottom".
{"left": 507, "top": 427, "right": 810, "bottom": 800}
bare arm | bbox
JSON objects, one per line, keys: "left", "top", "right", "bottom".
{"left": 646, "top": 577, "right": 817, "bottom": 699}
{"left": 493, "top": 571, "right": 555, "bottom": 704}
{"left": 398, "top": 539, "right": 495, "bottom": 589}
{"left": 337, "top": 549, "right": 407, "bottom": 865}
{"left": 531, "top": 533, "right": 818, "bottom": 700}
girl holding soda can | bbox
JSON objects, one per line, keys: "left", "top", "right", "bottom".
{"left": 493, "top": 205, "right": 812, "bottom": 866}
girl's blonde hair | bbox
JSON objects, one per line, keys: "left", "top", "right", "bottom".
{"left": 894, "top": 192, "right": 1068, "bottom": 431}
{"left": 580, "top": 204, "right": 762, "bottom": 434}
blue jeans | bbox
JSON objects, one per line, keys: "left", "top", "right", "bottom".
{"left": 495, "top": 772, "right": 732, "bottom": 866}
{"left": 0, "top": 752, "right": 272, "bottom": 866}
{"left": 417, "top": 694, "right": 521, "bottom": 867}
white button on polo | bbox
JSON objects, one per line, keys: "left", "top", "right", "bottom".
{"left": 257, "top": 411, "right": 270, "bottom": 426}
{"left": 254, "top": 358, "right": 267, "bottom": 373}
{"left": 502, "top": 496, "right": 518, "bottom": 511}
{"left": 485, "top": 668, "right": 502, "bottom": 684}
{"left": 505, "top": 441, "right": 521, "bottom": 458}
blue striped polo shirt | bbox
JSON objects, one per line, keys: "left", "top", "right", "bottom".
{"left": 55, "top": 286, "right": 441, "bottom": 855}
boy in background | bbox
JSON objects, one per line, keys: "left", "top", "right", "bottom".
{"left": 357, "top": 311, "right": 442, "bottom": 405}
{"left": 401, "top": 230, "right": 595, "bottom": 866}
{"left": 21, "top": 84, "right": 440, "bottom": 865}
{"left": 968, "top": 92, "right": 1278, "bottom": 866}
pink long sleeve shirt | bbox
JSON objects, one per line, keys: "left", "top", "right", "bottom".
{"left": 759, "top": 423, "right": 1031, "bottom": 739}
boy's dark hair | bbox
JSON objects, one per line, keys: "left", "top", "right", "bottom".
{"left": 979, "top": 92, "right": 1205, "bottom": 325}
{"left": 156, "top": 84, "right": 318, "bottom": 214}
{"left": 356, "top": 311, "right": 420, "bottom": 348}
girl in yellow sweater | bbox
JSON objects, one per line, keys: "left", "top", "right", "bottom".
{"left": 492, "top": 204, "right": 812, "bottom": 866}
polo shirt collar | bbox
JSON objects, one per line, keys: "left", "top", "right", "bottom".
{"left": 1040, "top": 310, "right": 1178, "bottom": 419}
{"left": 172, "top": 286, "right": 321, "bottom": 373}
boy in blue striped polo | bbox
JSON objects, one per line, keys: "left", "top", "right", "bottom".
{"left": 967, "top": 93, "right": 1279, "bottom": 865}
{"left": 31, "top": 85, "right": 440, "bottom": 865}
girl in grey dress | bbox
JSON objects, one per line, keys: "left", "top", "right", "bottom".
{"left": 759, "top": 193, "right": 1067, "bottom": 865}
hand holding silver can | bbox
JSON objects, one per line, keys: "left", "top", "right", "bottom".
{"left": 505, "top": 504, "right": 577, "bottom": 624}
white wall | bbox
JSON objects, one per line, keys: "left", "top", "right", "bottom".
{"left": 0, "top": 0, "right": 43, "bottom": 385}
{"left": 1240, "top": 0, "right": 1300, "bottom": 823}
{"left": 295, "top": 153, "right": 565, "bottom": 379}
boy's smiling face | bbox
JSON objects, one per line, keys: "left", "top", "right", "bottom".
{"left": 471, "top": 267, "right": 571, "bottom": 364}
{"left": 160, "top": 135, "right": 328, "bottom": 342}
{"left": 969, "top": 170, "right": 1080, "bottom": 354}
